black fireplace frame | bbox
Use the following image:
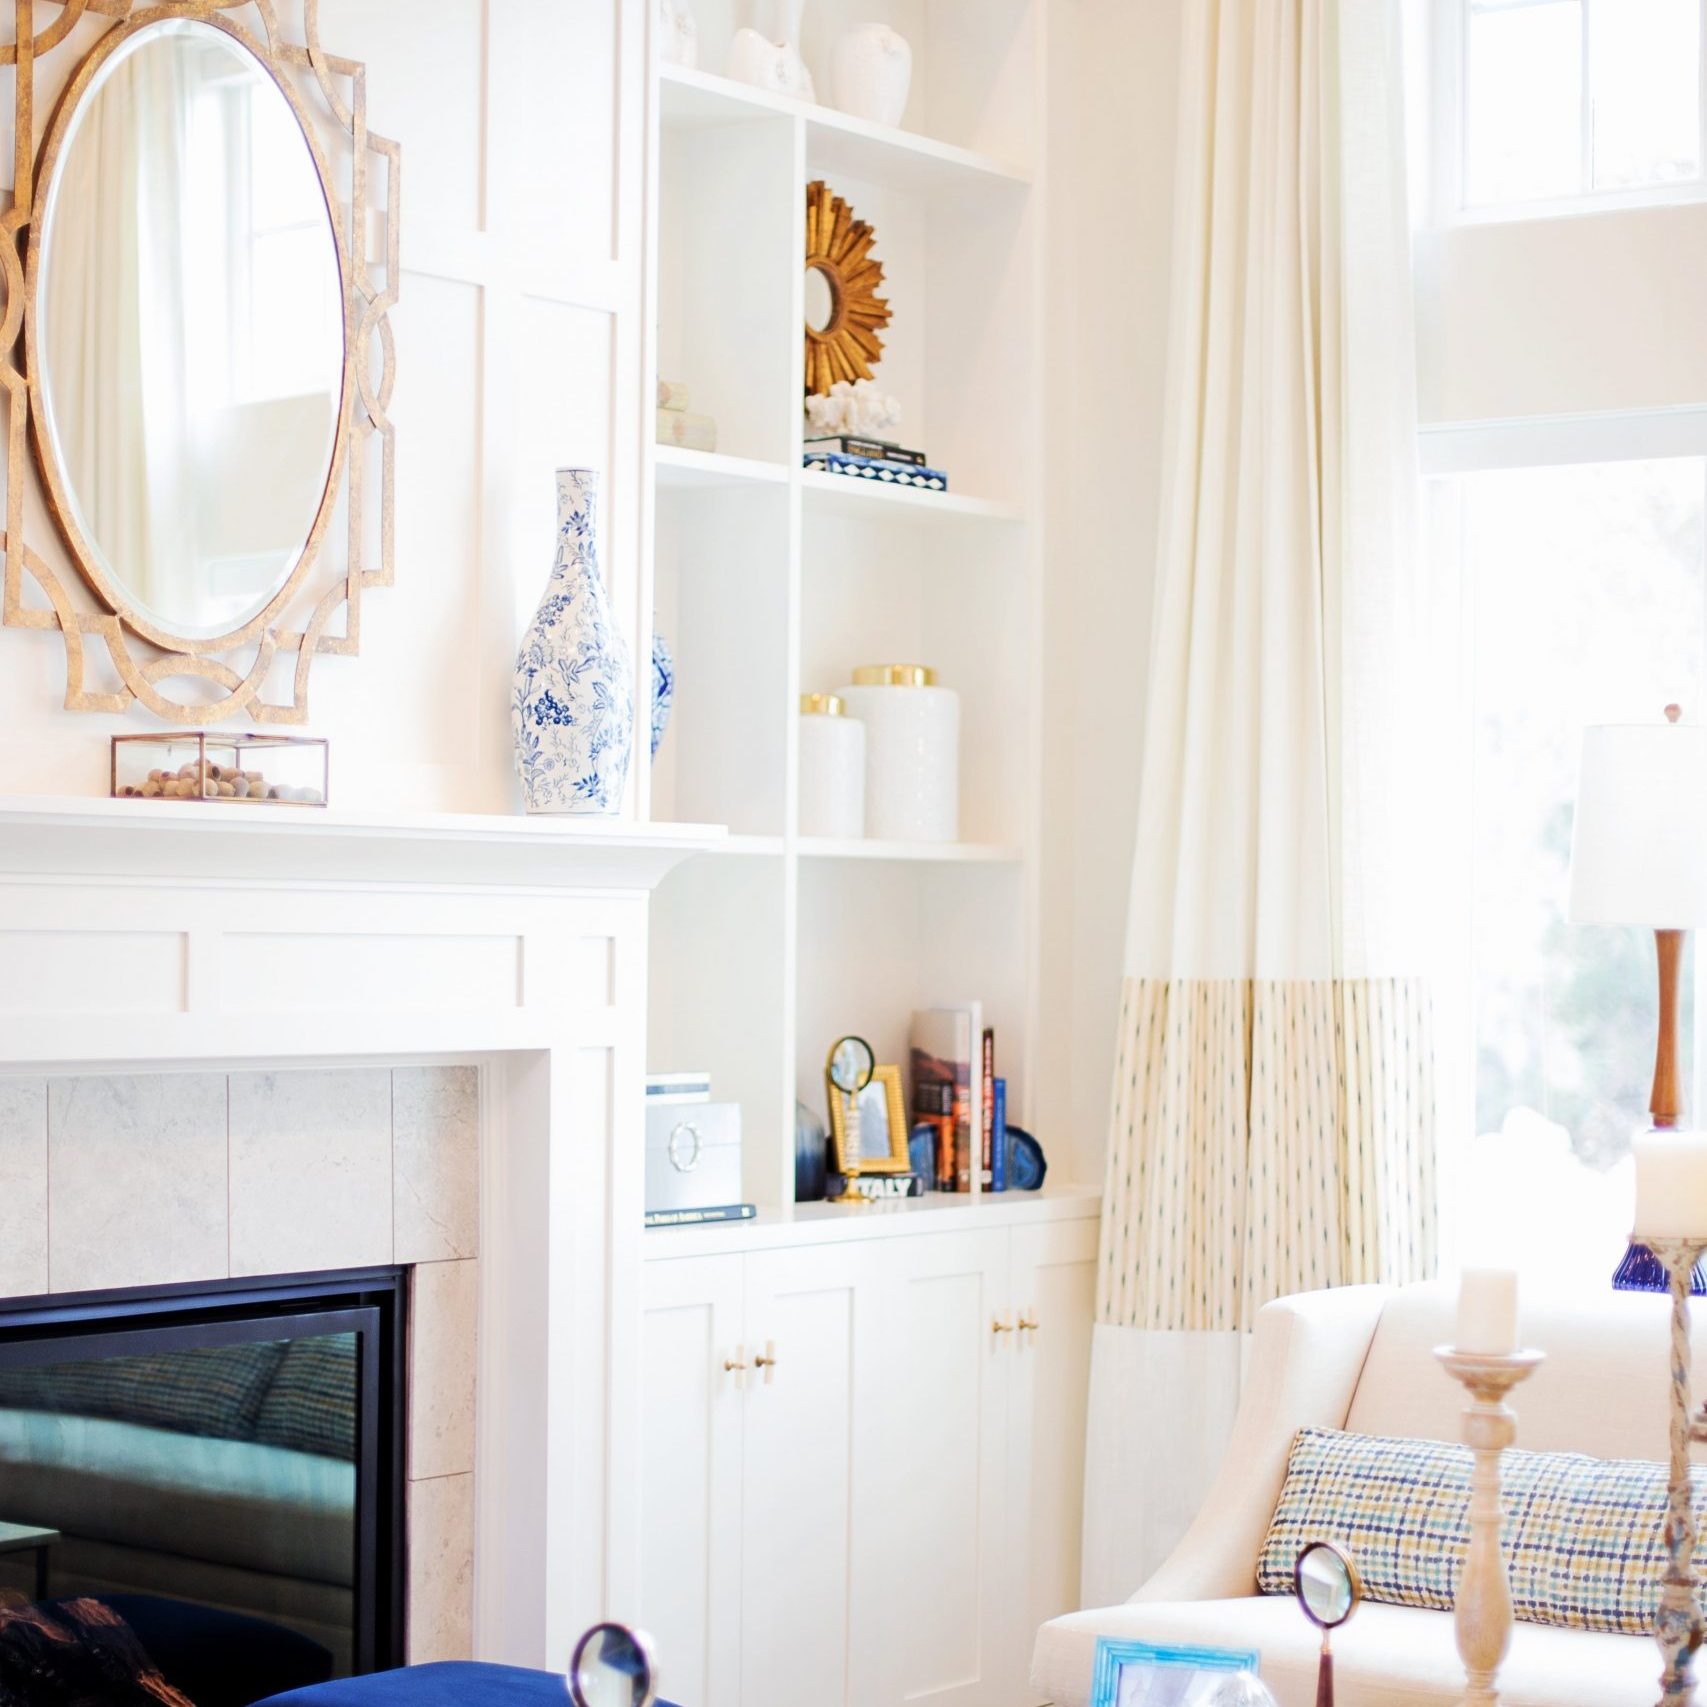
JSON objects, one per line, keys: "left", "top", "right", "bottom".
{"left": 0, "top": 1266, "right": 407, "bottom": 1675}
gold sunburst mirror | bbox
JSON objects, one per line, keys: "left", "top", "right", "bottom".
{"left": 3, "top": 2, "right": 399, "bottom": 724}
{"left": 803, "top": 179, "right": 890, "bottom": 396}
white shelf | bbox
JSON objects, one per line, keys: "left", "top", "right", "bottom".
{"left": 800, "top": 467, "right": 1026, "bottom": 526}
{"left": 658, "top": 63, "right": 1032, "bottom": 193}
{"left": 655, "top": 445, "right": 790, "bottom": 491}
{"left": 646, "top": 15, "right": 1045, "bottom": 1216}
{"left": 641, "top": 1184, "right": 1101, "bottom": 1259}
{"left": 797, "top": 837, "right": 1021, "bottom": 864}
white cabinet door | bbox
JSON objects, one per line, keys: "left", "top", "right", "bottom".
{"left": 639, "top": 1254, "right": 745, "bottom": 1707}
{"left": 871, "top": 1226, "right": 1013, "bottom": 1707}
{"left": 738, "top": 1242, "right": 870, "bottom": 1707}
{"left": 1007, "top": 1219, "right": 1098, "bottom": 1701}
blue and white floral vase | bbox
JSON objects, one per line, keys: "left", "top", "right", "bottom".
{"left": 651, "top": 630, "right": 675, "bottom": 758}
{"left": 512, "top": 469, "right": 634, "bottom": 814}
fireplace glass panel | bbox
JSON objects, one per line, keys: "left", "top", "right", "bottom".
{"left": 0, "top": 1273, "right": 402, "bottom": 1706}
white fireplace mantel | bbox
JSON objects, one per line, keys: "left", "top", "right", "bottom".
{"left": 0, "top": 793, "right": 723, "bottom": 1668}
{"left": 0, "top": 795, "right": 724, "bottom": 891}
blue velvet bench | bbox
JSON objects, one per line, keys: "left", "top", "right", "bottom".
{"left": 255, "top": 1661, "right": 682, "bottom": 1707}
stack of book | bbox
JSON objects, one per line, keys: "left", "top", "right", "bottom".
{"left": 656, "top": 379, "right": 718, "bottom": 453}
{"left": 804, "top": 435, "right": 948, "bottom": 493}
{"left": 908, "top": 1005, "right": 1007, "bottom": 1192}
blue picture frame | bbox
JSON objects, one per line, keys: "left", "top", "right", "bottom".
{"left": 1089, "top": 1638, "right": 1262, "bottom": 1707}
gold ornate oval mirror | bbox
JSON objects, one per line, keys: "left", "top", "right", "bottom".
{"left": 804, "top": 179, "right": 890, "bottom": 397}
{"left": 6, "top": 3, "right": 399, "bottom": 724}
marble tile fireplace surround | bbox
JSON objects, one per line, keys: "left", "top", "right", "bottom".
{"left": 0, "top": 1064, "right": 481, "bottom": 1663}
{"left": 0, "top": 797, "right": 719, "bottom": 1673}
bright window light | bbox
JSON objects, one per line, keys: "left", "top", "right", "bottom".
{"left": 1439, "top": 456, "right": 1707, "bottom": 1280}
{"left": 1461, "top": 0, "right": 1705, "bottom": 211}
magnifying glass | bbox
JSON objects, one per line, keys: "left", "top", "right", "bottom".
{"left": 1294, "top": 1541, "right": 1361, "bottom": 1707}
{"left": 567, "top": 1621, "right": 658, "bottom": 1707}
{"left": 825, "top": 1036, "right": 875, "bottom": 1202}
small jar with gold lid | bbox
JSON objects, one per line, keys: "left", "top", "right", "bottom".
{"left": 799, "top": 692, "right": 866, "bottom": 839}
{"left": 840, "top": 664, "right": 959, "bottom": 842}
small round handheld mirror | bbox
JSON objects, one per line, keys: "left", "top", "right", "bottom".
{"left": 827, "top": 1035, "right": 875, "bottom": 1096}
{"left": 1295, "top": 1541, "right": 1360, "bottom": 1707}
{"left": 567, "top": 1621, "right": 658, "bottom": 1707}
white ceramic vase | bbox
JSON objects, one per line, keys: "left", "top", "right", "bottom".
{"left": 658, "top": 0, "right": 698, "bottom": 68}
{"left": 512, "top": 470, "right": 635, "bottom": 815}
{"left": 728, "top": 0, "right": 814, "bottom": 100}
{"left": 841, "top": 666, "right": 958, "bottom": 842}
{"left": 831, "top": 23, "right": 911, "bottom": 126}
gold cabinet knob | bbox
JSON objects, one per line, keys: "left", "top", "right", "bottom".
{"left": 723, "top": 1350, "right": 748, "bottom": 1373}
{"left": 1018, "top": 1314, "right": 1040, "bottom": 1334}
{"left": 753, "top": 1341, "right": 778, "bottom": 1383}
{"left": 991, "top": 1317, "right": 1015, "bottom": 1335}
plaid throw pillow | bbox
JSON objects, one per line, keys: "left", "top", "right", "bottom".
{"left": 1256, "top": 1426, "right": 1707, "bottom": 1637}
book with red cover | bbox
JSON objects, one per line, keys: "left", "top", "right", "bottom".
{"left": 980, "top": 1027, "right": 995, "bottom": 1188}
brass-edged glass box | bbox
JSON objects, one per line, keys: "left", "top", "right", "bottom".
{"left": 111, "top": 733, "right": 329, "bottom": 805}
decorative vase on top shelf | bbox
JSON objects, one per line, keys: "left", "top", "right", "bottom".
{"left": 728, "top": 0, "right": 814, "bottom": 100}
{"left": 512, "top": 469, "right": 635, "bottom": 816}
{"left": 831, "top": 24, "right": 912, "bottom": 127}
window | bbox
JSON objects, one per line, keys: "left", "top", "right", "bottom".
{"left": 1451, "top": 0, "right": 1705, "bottom": 214}
{"left": 1429, "top": 446, "right": 1707, "bottom": 1279}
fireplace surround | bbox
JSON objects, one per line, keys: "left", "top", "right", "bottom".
{"left": 0, "top": 798, "right": 719, "bottom": 1669}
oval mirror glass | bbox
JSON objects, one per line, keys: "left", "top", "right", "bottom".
{"left": 1296, "top": 1541, "right": 1358, "bottom": 1630}
{"left": 827, "top": 1035, "right": 875, "bottom": 1095}
{"left": 804, "top": 263, "right": 837, "bottom": 335}
{"left": 568, "top": 1622, "right": 657, "bottom": 1707}
{"left": 36, "top": 17, "right": 345, "bottom": 639}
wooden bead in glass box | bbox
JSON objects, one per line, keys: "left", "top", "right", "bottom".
{"left": 111, "top": 732, "right": 328, "bottom": 805}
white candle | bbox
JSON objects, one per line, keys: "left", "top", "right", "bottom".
{"left": 1456, "top": 1267, "right": 1519, "bottom": 1356}
{"left": 1633, "top": 1132, "right": 1707, "bottom": 1239}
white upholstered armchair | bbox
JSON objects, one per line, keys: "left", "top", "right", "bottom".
{"left": 1032, "top": 1279, "right": 1701, "bottom": 1707}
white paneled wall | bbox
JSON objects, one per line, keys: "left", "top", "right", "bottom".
{"left": 0, "top": 0, "right": 646, "bottom": 814}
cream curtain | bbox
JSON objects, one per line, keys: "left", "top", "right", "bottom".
{"left": 1081, "top": 0, "right": 1437, "bottom": 1608}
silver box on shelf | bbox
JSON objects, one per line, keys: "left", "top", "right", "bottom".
{"left": 645, "top": 1076, "right": 742, "bottom": 1213}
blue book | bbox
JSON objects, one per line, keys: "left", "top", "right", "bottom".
{"left": 991, "top": 1077, "right": 1008, "bottom": 1192}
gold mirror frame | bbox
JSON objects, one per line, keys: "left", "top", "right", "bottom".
{"left": 803, "top": 179, "right": 889, "bottom": 397}
{"left": 2, "top": 0, "right": 399, "bottom": 724}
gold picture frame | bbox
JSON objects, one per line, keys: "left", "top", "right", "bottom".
{"left": 2, "top": 0, "right": 399, "bottom": 724}
{"left": 803, "top": 179, "right": 890, "bottom": 397}
{"left": 827, "top": 1063, "right": 910, "bottom": 1176}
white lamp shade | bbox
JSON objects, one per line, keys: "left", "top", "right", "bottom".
{"left": 1569, "top": 721, "right": 1707, "bottom": 927}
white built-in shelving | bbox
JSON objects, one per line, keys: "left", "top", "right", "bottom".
{"left": 638, "top": 0, "right": 1046, "bottom": 1219}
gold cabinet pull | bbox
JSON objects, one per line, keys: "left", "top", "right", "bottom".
{"left": 991, "top": 1317, "right": 1015, "bottom": 1336}
{"left": 723, "top": 1347, "right": 748, "bottom": 1374}
{"left": 753, "top": 1340, "right": 778, "bottom": 1384}
{"left": 1018, "top": 1313, "right": 1040, "bottom": 1335}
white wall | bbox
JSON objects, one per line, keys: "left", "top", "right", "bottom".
{"left": 1035, "top": 0, "right": 1182, "bottom": 1186}
{"left": 0, "top": 0, "right": 644, "bottom": 814}
{"left": 1418, "top": 204, "right": 1707, "bottom": 423}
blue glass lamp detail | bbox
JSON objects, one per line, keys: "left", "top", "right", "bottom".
{"left": 1612, "top": 1238, "right": 1707, "bottom": 1295}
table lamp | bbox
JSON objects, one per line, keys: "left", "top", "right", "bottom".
{"left": 1569, "top": 706, "right": 1707, "bottom": 1291}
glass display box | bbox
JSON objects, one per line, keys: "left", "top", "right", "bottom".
{"left": 111, "top": 732, "right": 329, "bottom": 805}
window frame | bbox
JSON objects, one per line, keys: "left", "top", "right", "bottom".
{"left": 1420, "top": 405, "right": 1707, "bottom": 1156}
{"left": 1430, "top": 0, "right": 1707, "bottom": 227}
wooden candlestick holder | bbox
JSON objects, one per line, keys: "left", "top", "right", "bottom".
{"left": 1435, "top": 1346, "right": 1544, "bottom": 1707}
{"left": 1640, "top": 1235, "right": 1707, "bottom": 1707}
